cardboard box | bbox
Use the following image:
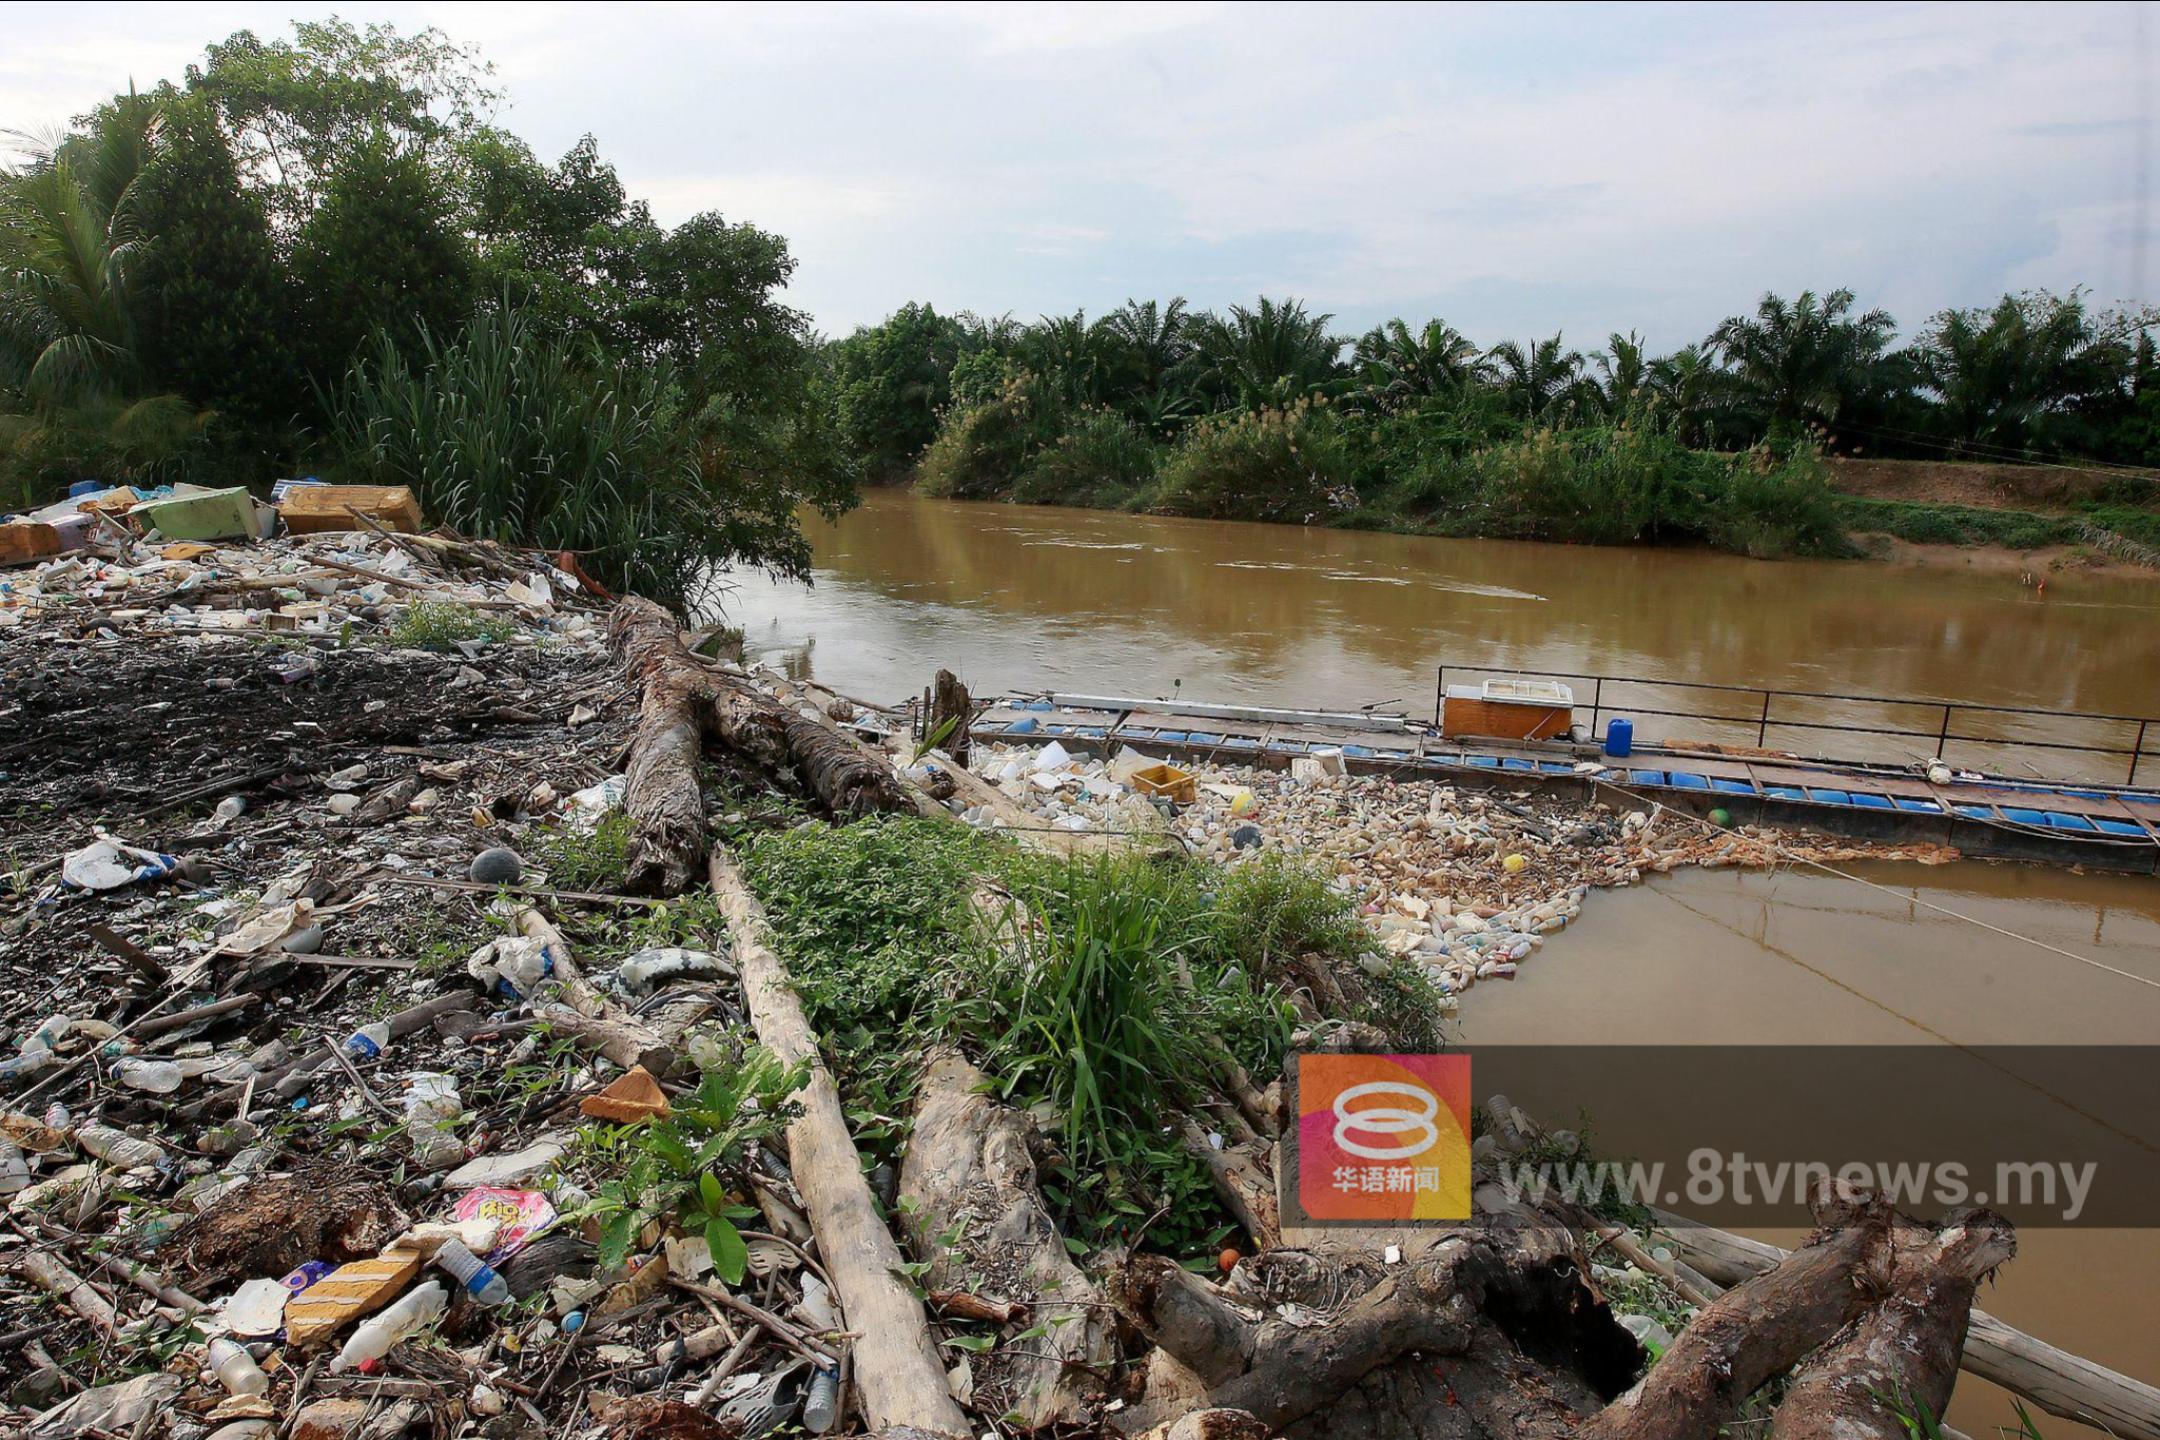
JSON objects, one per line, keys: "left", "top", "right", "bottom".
{"left": 0, "top": 522, "right": 61, "bottom": 567}
{"left": 280, "top": 485, "right": 424, "bottom": 534}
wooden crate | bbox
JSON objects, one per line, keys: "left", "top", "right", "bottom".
{"left": 1441, "top": 695, "right": 1572, "bottom": 741}
{"left": 279, "top": 484, "right": 423, "bottom": 534}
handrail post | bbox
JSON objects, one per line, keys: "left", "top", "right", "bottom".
{"left": 2134, "top": 719, "right": 2149, "bottom": 786}
{"left": 1937, "top": 704, "right": 1952, "bottom": 760}
{"left": 1757, "top": 689, "right": 1772, "bottom": 747}
{"left": 1593, "top": 676, "right": 1603, "bottom": 739}
{"left": 1435, "top": 666, "right": 1445, "bottom": 727}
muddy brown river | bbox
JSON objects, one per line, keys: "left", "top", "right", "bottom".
{"left": 719, "top": 489, "right": 2160, "bottom": 1434}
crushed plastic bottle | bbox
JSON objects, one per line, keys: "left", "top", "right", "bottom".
{"left": 76, "top": 1124, "right": 167, "bottom": 1170}
{"left": 343, "top": 1022, "right": 391, "bottom": 1060}
{"left": 0, "top": 1139, "right": 28, "bottom": 1197}
{"left": 803, "top": 1366, "right": 840, "bottom": 1433}
{"left": 432, "top": 1237, "right": 511, "bottom": 1305}
{"left": 206, "top": 1337, "right": 269, "bottom": 1396}
{"left": 403, "top": 1073, "right": 466, "bottom": 1170}
{"left": 331, "top": 1281, "right": 446, "bottom": 1372}
{"left": 113, "top": 1057, "right": 183, "bottom": 1094}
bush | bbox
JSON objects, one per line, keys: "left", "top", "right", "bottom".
{"left": 914, "top": 375, "right": 1050, "bottom": 499}
{"left": 1012, "top": 407, "right": 1157, "bottom": 507}
{"left": 0, "top": 397, "right": 218, "bottom": 510}
{"left": 326, "top": 305, "right": 839, "bottom": 606}
{"left": 1152, "top": 398, "right": 1358, "bottom": 522}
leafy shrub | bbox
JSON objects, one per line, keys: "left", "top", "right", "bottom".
{"left": 1153, "top": 397, "right": 1358, "bottom": 522}
{"left": 388, "top": 599, "right": 515, "bottom": 650}
{"left": 1012, "top": 407, "right": 1157, "bottom": 507}
{"left": 326, "top": 305, "right": 846, "bottom": 606}
{"left": 915, "top": 373, "right": 1057, "bottom": 499}
{"left": 0, "top": 397, "right": 217, "bottom": 509}
{"left": 529, "top": 812, "right": 631, "bottom": 892}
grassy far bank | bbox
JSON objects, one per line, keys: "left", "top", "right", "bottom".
{"left": 911, "top": 391, "right": 2160, "bottom": 563}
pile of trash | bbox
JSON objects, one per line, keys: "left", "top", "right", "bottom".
{"left": 955, "top": 738, "right": 1957, "bottom": 1007}
{"left": 0, "top": 520, "right": 865, "bottom": 1439}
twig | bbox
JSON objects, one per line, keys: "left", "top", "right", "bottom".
{"left": 668, "top": 1277, "right": 840, "bottom": 1364}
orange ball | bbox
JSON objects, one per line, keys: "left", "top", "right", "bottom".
{"left": 1218, "top": 1247, "right": 1241, "bottom": 1274}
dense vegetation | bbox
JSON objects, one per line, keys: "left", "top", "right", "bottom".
{"left": 834, "top": 290, "right": 2160, "bottom": 558}
{"left": 736, "top": 817, "right": 1444, "bottom": 1249}
{"left": 0, "top": 20, "right": 850, "bottom": 602}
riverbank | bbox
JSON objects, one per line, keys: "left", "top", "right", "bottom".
{"left": 898, "top": 442, "right": 2160, "bottom": 573}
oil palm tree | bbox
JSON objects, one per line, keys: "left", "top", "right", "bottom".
{"left": 0, "top": 89, "right": 167, "bottom": 405}
{"left": 1915, "top": 290, "right": 2119, "bottom": 455}
{"left": 1098, "top": 297, "right": 1190, "bottom": 400}
{"left": 1353, "top": 317, "right": 1485, "bottom": 401}
{"left": 1486, "top": 332, "right": 1588, "bottom": 423}
{"left": 1591, "top": 330, "right": 1652, "bottom": 418}
{"left": 1708, "top": 287, "right": 1897, "bottom": 442}
{"left": 1185, "top": 297, "right": 1343, "bottom": 409}
{"left": 1646, "top": 342, "right": 1724, "bottom": 447}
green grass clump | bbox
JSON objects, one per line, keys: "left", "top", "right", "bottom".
{"left": 739, "top": 821, "right": 1376, "bottom": 1249}
{"left": 1836, "top": 496, "right": 2075, "bottom": 549}
{"left": 529, "top": 813, "right": 632, "bottom": 893}
{"left": 389, "top": 599, "right": 515, "bottom": 651}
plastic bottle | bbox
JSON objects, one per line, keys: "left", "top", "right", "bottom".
{"left": 213, "top": 797, "right": 247, "bottom": 825}
{"left": 207, "top": 1337, "right": 269, "bottom": 1396}
{"left": 431, "top": 1238, "right": 510, "bottom": 1306}
{"left": 76, "top": 1124, "right": 167, "bottom": 1169}
{"left": 114, "top": 1057, "right": 184, "bottom": 1094}
{"left": 330, "top": 1281, "right": 446, "bottom": 1372}
{"left": 803, "top": 1365, "right": 840, "bottom": 1434}
{"left": 343, "top": 1022, "right": 391, "bottom": 1060}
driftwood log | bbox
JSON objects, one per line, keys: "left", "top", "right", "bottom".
{"left": 1662, "top": 1211, "right": 2160, "bottom": 1440}
{"left": 1112, "top": 1181, "right": 2014, "bottom": 1440}
{"left": 899, "top": 1050, "right": 1118, "bottom": 1429}
{"left": 709, "top": 846, "right": 968, "bottom": 1437}
{"left": 608, "top": 597, "right": 913, "bottom": 894}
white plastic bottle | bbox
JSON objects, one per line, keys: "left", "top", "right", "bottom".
{"left": 432, "top": 1238, "right": 510, "bottom": 1306}
{"left": 343, "top": 1022, "right": 391, "bottom": 1060}
{"left": 114, "top": 1058, "right": 184, "bottom": 1094}
{"left": 207, "top": 1337, "right": 269, "bottom": 1396}
{"left": 76, "top": 1124, "right": 167, "bottom": 1169}
{"left": 330, "top": 1281, "right": 446, "bottom": 1372}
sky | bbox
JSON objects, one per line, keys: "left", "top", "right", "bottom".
{"left": 5, "top": 1, "right": 2157, "bottom": 348}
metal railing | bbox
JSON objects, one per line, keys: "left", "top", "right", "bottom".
{"left": 1434, "top": 665, "right": 2159, "bottom": 786}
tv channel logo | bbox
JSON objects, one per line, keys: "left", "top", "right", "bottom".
{"left": 1294, "top": 1053, "right": 1471, "bottom": 1222}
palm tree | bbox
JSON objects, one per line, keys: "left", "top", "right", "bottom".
{"left": 1708, "top": 288, "right": 1898, "bottom": 442}
{"left": 1646, "top": 343, "right": 1724, "bottom": 447}
{"left": 1915, "top": 290, "right": 2119, "bottom": 455}
{"left": 1591, "top": 330, "right": 1651, "bottom": 418}
{"left": 1353, "top": 317, "right": 1485, "bottom": 401}
{"left": 1097, "top": 297, "right": 1190, "bottom": 411}
{"left": 1023, "top": 308, "right": 1106, "bottom": 408}
{"left": 1486, "top": 332, "right": 1587, "bottom": 423}
{"left": 1185, "top": 297, "right": 1343, "bottom": 409}
{"left": 0, "top": 89, "right": 167, "bottom": 406}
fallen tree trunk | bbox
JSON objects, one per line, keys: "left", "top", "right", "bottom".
{"left": 1767, "top": 1211, "right": 2017, "bottom": 1440}
{"left": 709, "top": 846, "right": 968, "bottom": 1438}
{"left": 899, "top": 1050, "right": 1118, "bottom": 1429}
{"left": 1660, "top": 1211, "right": 2160, "bottom": 1440}
{"left": 609, "top": 596, "right": 914, "bottom": 894}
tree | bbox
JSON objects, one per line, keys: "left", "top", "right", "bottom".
{"left": 289, "top": 134, "right": 475, "bottom": 387}
{"left": 1591, "top": 330, "right": 1652, "bottom": 418}
{"left": 463, "top": 131, "right": 631, "bottom": 340}
{"left": 185, "top": 18, "right": 497, "bottom": 235}
{"left": 130, "top": 95, "right": 299, "bottom": 425}
{"left": 1646, "top": 343, "right": 1726, "bottom": 448}
{"left": 1487, "top": 332, "right": 1588, "bottom": 423}
{"left": 1354, "top": 318, "right": 1485, "bottom": 402}
{"left": 1709, "top": 288, "right": 1898, "bottom": 446}
{"left": 1185, "top": 297, "right": 1343, "bottom": 410}
{"left": 1913, "top": 289, "right": 2138, "bottom": 457}
{"left": 0, "top": 89, "right": 165, "bottom": 406}
{"left": 828, "top": 303, "right": 969, "bottom": 477}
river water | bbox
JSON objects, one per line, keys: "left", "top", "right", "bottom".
{"left": 720, "top": 489, "right": 2160, "bottom": 1434}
